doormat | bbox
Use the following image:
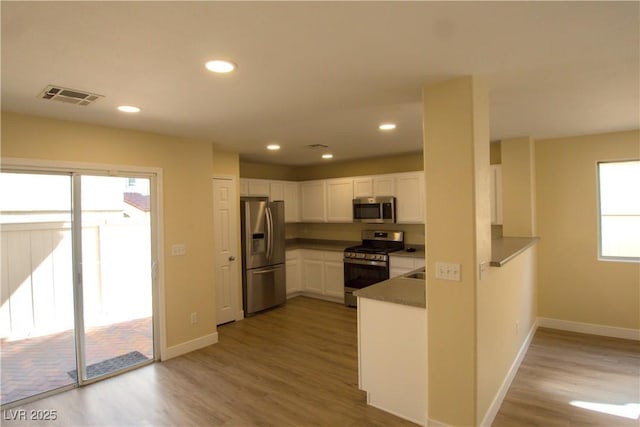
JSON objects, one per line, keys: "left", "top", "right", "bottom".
{"left": 68, "top": 351, "right": 149, "bottom": 381}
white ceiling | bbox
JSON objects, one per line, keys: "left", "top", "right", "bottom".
{"left": 2, "top": 2, "right": 638, "bottom": 165}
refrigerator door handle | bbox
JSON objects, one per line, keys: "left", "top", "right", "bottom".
{"left": 252, "top": 267, "right": 280, "bottom": 274}
{"left": 265, "top": 206, "right": 273, "bottom": 261}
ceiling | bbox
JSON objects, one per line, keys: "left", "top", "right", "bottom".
{"left": 1, "top": 2, "right": 638, "bottom": 165}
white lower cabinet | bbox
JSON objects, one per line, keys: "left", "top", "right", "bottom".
{"left": 389, "top": 255, "right": 425, "bottom": 278}
{"left": 323, "top": 251, "right": 345, "bottom": 299}
{"left": 358, "top": 297, "right": 426, "bottom": 425}
{"left": 285, "top": 249, "right": 302, "bottom": 296}
{"left": 302, "top": 251, "right": 325, "bottom": 294}
{"left": 297, "top": 249, "right": 345, "bottom": 302}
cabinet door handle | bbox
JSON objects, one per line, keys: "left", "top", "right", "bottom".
{"left": 229, "top": 256, "right": 236, "bottom": 261}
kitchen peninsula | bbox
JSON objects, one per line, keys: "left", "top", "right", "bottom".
{"left": 354, "top": 270, "right": 427, "bottom": 425}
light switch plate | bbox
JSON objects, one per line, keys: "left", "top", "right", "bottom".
{"left": 435, "top": 262, "right": 461, "bottom": 281}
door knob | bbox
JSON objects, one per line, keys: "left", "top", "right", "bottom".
{"left": 229, "top": 256, "right": 236, "bottom": 261}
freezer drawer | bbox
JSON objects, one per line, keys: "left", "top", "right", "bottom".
{"left": 244, "top": 263, "right": 286, "bottom": 315}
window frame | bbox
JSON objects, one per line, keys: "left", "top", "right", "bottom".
{"left": 596, "top": 159, "right": 640, "bottom": 263}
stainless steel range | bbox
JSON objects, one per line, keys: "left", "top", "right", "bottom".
{"left": 343, "top": 230, "right": 404, "bottom": 307}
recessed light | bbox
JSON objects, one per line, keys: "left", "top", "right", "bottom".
{"left": 117, "top": 105, "right": 141, "bottom": 113}
{"left": 267, "top": 144, "right": 280, "bottom": 151}
{"left": 322, "top": 153, "right": 333, "bottom": 159}
{"left": 205, "top": 60, "right": 237, "bottom": 73}
{"left": 379, "top": 123, "right": 396, "bottom": 130}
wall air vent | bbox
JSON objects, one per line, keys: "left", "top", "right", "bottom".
{"left": 38, "top": 85, "right": 104, "bottom": 106}
{"left": 306, "top": 144, "right": 329, "bottom": 150}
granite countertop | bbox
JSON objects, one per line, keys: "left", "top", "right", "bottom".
{"left": 354, "top": 270, "right": 426, "bottom": 308}
{"left": 490, "top": 237, "right": 540, "bottom": 267}
{"left": 285, "top": 238, "right": 358, "bottom": 252}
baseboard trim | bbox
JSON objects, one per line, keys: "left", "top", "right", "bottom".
{"left": 427, "top": 417, "right": 449, "bottom": 427}
{"left": 480, "top": 319, "right": 538, "bottom": 427}
{"left": 298, "top": 292, "right": 344, "bottom": 304}
{"left": 162, "top": 332, "right": 218, "bottom": 360}
{"left": 538, "top": 317, "right": 640, "bottom": 341}
{"left": 366, "top": 399, "right": 426, "bottom": 426}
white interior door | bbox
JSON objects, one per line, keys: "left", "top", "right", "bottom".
{"left": 213, "top": 177, "right": 240, "bottom": 325}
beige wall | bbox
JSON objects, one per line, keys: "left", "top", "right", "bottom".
{"left": 536, "top": 130, "right": 640, "bottom": 329}
{"left": 239, "top": 160, "right": 298, "bottom": 180}
{"left": 1, "top": 112, "right": 218, "bottom": 349}
{"left": 295, "top": 152, "right": 423, "bottom": 180}
{"left": 240, "top": 152, "right": 423, "bottom": 181}
{"left": 477, "top": 246, "right": 537, "bottom": 421}
{"left": 423, "top": 76, "right": 489, "bottom": 426}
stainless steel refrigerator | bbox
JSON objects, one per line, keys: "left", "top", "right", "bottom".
{"left": 240, "top": 197, "right": 286, "bottom": 315}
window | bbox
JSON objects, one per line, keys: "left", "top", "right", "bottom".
{"left": 597, "top": 160, "right": 640, "bottom": 261}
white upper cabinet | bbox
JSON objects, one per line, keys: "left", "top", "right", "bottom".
{"left": 353, "top": 175, "right": 395, "bottom": 198}
{"left": 373, "top": 175, "right": 396, "bottom": 197}
{"left": 490, "top": 165, "right": 503, "bottom": 225}
{"left": 248, "top": 179, "right": 270, "bottom": 197}
{"left": 326, "top": 178, "right": 354, "bottom": 223}
{"left": 353, "top": 177, "right": 373, "bottom": 198}
{"left": 269, "top": 181, "right": 285, "bottom": 201}
{"left": 300, "top": 180, "right": 327, "bottom": 222}
{"left": 242, "top": 170, "right": 425, "bottom": 224}
{"left": 240, "top": 178, "right": 270, "bottom": 197}
{"left": 395, "top": 172, "right": 425, "bottom": 224}
{"left": 239, "top": 179, "right": 248, "bottom": 196}
{"left": 283, "top": 182, "right": 300, "bottom": 223}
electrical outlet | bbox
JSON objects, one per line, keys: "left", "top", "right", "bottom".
{"left": 171, "top": 244, "right": 186, "bottom": 256}
{"left": 435, "top": 262, "right": 461, "bottom": 281}
{"left": 190, "top": 312, "right": 198, "bottom": 324}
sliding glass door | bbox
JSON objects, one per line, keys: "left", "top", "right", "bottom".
{"left": 0, "top": 171, "right": 156, "bottom": 406}
{"left": 0, "top": 172, "right": 76, "bottom": 404}
{"left": 79, "top": 175, "right": 154, "bottom": 381}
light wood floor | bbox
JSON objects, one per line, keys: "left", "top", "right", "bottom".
{"left": 2, "top": 297, "right": 416, "bottom": 426}
{"left": 3, "top": 298, "right": 639, "bottom": 426}
{"left": 493, "top": 327, "right": 640, "bottom": 427}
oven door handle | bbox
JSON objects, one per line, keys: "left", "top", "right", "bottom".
{"left": 343, "top": 258, "right": 387, "bottom": 268}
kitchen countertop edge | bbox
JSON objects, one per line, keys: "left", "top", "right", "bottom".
{"left": 286, "top": 238, "right": 426, "bottom": 259}
{"left": 354, "top": 276, "right": 426, "bottom": 308}
{"left": 490, "top": 236, "right": 540, "bottom": 267}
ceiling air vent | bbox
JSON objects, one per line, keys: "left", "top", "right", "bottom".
{"left": 306, "top": 144, "right": 329, "bottom": 150}
{"left": 38, "top": 85, "right": 104, "bottom": 106}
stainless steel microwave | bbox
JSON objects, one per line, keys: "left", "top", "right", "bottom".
{"left": 353, "top": 196, "right": 396, "bottom": 223}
